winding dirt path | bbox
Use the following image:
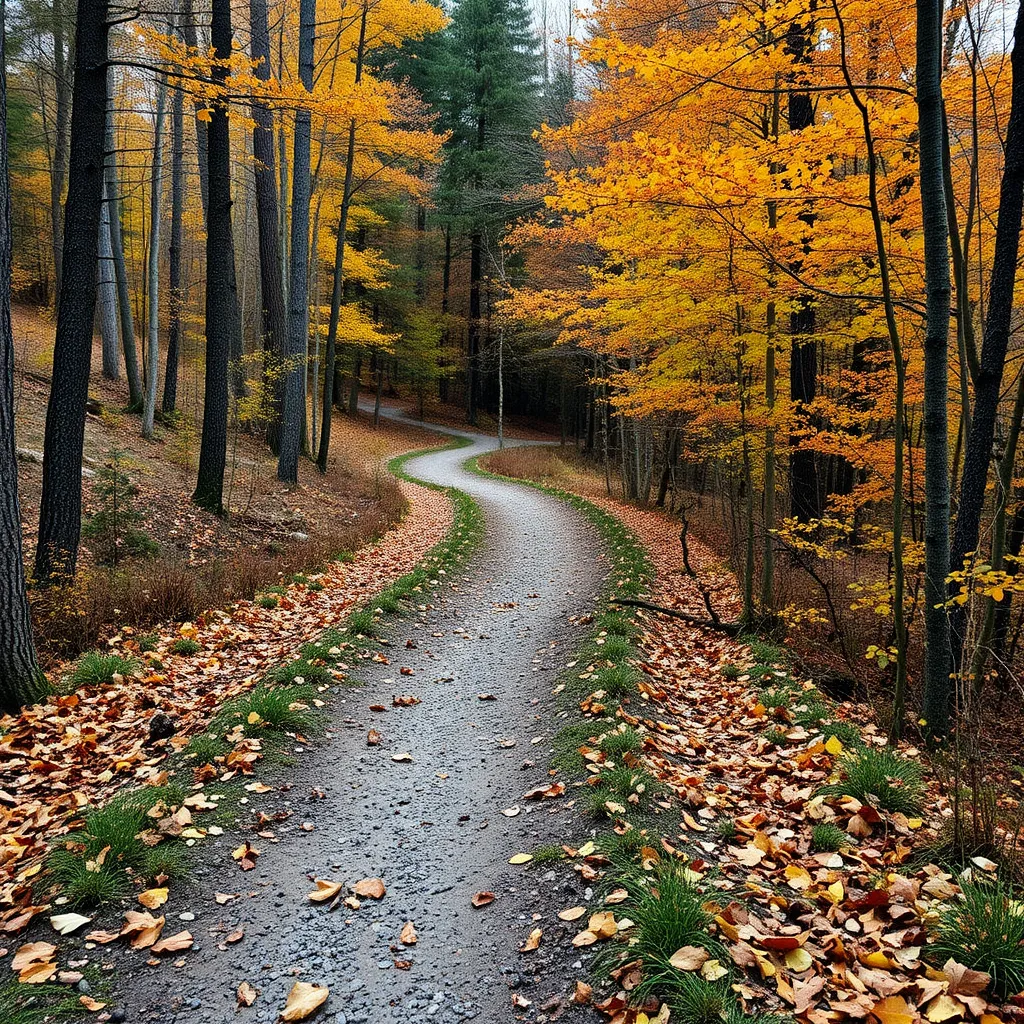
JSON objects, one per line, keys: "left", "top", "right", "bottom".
{"left": 120, "top": 430, "right": 605, "bottom": 1023}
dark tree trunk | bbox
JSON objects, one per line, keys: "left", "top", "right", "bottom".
{"left": 180, "top": 0, "right": 209, "bottom": 217}
{"left": 918, "top": 0, "right": 954, "bottom": 735}
{"left": 279, "top": 0, "right": 314, "bottom": 484}
{"left": 250, "top": 0, "right": 287, "bottom": 452}
{"left": 193, "top": 0, "right": 241, "bottom": 514}
{"left": 786, "top": 15, "right": 822, "bottom": 523}
{"left": 50, "top": 0, "right": 69, "bottom": 307}
{"left": 0, "top": 11, "right": 47, "bottom": 713}
{"left": 949, "top": 0, "right": 1024, "bottom": 686}
{"left": 35, "top": 0, "right": 110, "bottom": 584}
{"left": 163, "top": 54, "right": 184, "bottom": 416}
{"left": 467, "top": 229, "right": 482, "bottom": 425}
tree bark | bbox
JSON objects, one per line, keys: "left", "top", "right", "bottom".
{"left": 180, "top": 0, "right": 209, "bottom": 218}
{"left": 50, "top": 0, "right": 69, "bottom": 307}
{"left": 35, "top": 0, "right": 110, "bottom": 584}
{"left": 250, "top": 0, "right": 287, "bottom": 452}
{"left": 918, "top": 0, "right": 954, "bottom": 736}
{"left": 0, "top": 9, "right": 47, "bottom": 713}
{"left": 467, "top": 229, "right": 482, "bottom": 425}
{"left": 142, "top": 75, "right": 168, "bottom": 439}
{"left": 97, "top": 185, "right": 120, "bottom": 379}
{"left": 163, "top": 47, "right": 184, "bottom": 416}
{"left": 279, "top": 0, "right": 314, "bottom": 484}
{"left": 105, "top": 85, "right": 142, "bottom": 410}
{"left": 193, "top": 0, "right": 241, "bottom": 514}
{"left": 317, "top": 0, "right": 367, "bottom": 473}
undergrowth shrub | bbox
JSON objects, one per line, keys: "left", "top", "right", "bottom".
{"left": 819, "top": 747, "right": 923, "bottom": 814}
{"left": 932, "top": 878, "right": 1024, "bottom": 999}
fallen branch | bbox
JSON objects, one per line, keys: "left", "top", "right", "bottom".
{"left": 609, "top": 598, "right": 743, "bottom": 636}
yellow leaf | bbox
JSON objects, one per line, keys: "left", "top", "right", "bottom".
{"left": 828, "top": 881, "right": 845, "bottom": 901}
{"left": 825, "top": 735, "right": 844, "bottom": 755}
{"left": 701, "top": 959, "right": 728, "bottom": 982}
{"left": 307, "top": 879, "right": 343, "bottom": 903}
{"left": 509, "top": 853, "right": 533, "bottom": 865}
{"left": 280, "top": 982, "right": 329, "bottom": 1022}
{"left": 925, "top": 994, "right": 963, "bottom": 1022}
{"left": 558, "top": 906, "right": 587, "bottom": 921}
{"left": 196, "top": 108, "right": 213, "bottom": 123}
{"left": 520, "top": 928, "right": 542, "bottom": 952}
{"left": 138, "top": 887, "right": 169, "bottom": 910}
{"left": 785, "top": 948, "right": 813, "bottom": 973}
{"left": 871, "top": 996, "right": 915, "bottom": 1024}
{"left": 785, "top": 864, "right": 813, "bottom": 891}
{"left": 577, "top": 841, "right": 596, "bottom": 857}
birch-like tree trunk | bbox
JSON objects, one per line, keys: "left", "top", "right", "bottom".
{"left": 97, "top": 188, "right": 120, "bottom": 379}
{"left": 142, "top": 75, "right": 168, "bottom": 439}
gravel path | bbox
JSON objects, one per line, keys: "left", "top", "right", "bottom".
{"left": 117, "top": 430, "right": 605, "bottom": 1023}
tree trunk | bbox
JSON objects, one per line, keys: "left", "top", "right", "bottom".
{"left": 918, "top": 0, "right": 954, "bottom": 736}
{"left": 317, "top": 0, "right": 367, "bottom": 474}
{"left": 0, "top": 13, "right": 47, "bottom": 713}
{"left": 105, "top": 86, "right": 142, "bottom": 410}
{"left": 467, "top": 229, "right": 482, "bottom": 425}
{"left": 97, "top": 187, "right": 119, "bottom": 379}
{"left": 163, "top": 50, "right": 184, "bottom": 417}
{"left": 194, "top": 0, "right": 241, "bottom": 514}
{"left": 949, "top": 0, "right": 1024, "bottom": 695}
{"left": 142, "top": 75, "right": 168, "bottom": 440}
{"left": 180, "top": 0, "right": 209, "bottom": 217}
{"left": 35, "top": 0, "right": 110, "bottom": 584}
{"left": 250, "top": 0, "right": 287, "bottom": 453}
{"left": 50, "top": 0, "right": 69, "bottom": 307}
{"left": 279, "top": 0, "right": 314, "bottom": 484}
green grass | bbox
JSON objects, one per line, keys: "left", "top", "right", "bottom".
{"left": 300, "top": 628, "right": 347, "bottom": 663}
{"left": 219, "top": 683, "right": 319, "bottom": 736}
{"left": 71, "top": 651, "right": 138, "bottom": 687}
{"left": 587, "top": 764, "right": 661, "bottom": 817}
{"left": 594, "top": 663, "right": 641, "bottom": 699}
{"left": 600, "top": 725, "right": 642, "bottom": 759}
{"left": 932, "top": 878, "right": 1024, "bottom": 999}
{"left": 137, "top": 632, "right": 159, "bottom": 653}
{"left": 267, "top": 657, "right": 332, "bottom": 687}
{"left": 758, "top": 678, "right": 801, "bottom": 711}
{"left": 257, "top": 594, "right": 279, "bottom": 609}
{"left": 170, "top": 637, "right": 201, "bottom": 656}
{"left": 599, "top": 635, "right": 633, "bottom": 661}
{"left": 266, "top": 584, "right": 288, "bottom": 595}
{"left": 306, "top": 580, "right": 324, "bottom": 592}
{"left": 819, "top": 719, "right": 865, "bottom": 749}
{"left": 746, "top": 638, "right": 790, "bottom": 666}
{"left": 811, "top": 822, "right": 848, "bottom": 852}
{"left": 552, "top": 721, "right": 597, "bottom": 773}
{"left": 184, "top": 731, "right": 229, "bottom": 763}
{"left": 598, "top": 827, "right": 652, "bottom": 871}
{"left": 714, "top": 818, "right": 737, "bottom": 841}
{"left": 818, "top": 747, "right": 924, "bottom": 815}
{"left": 142, "top": 844, "right": 189, "bottom": 883}
{"left": 721, "top": 663, "right": 743, "bottom": 680}
{"left": 597, "top": 611, "right": 638, "bottom": 638}
{"left": 344, "top": 608, "right": 382, "bottom": 638}
{"left": 763, "top": 726, "right": 789, "bottom": 747}
{"left": 530, "top": 843, "right": 566, "bottom": 866}
{"left": 46, "top": 853, "right": 131, "bottom": 908}
{"left": 1, "top": 978, "right": 88, "bottom": 1023}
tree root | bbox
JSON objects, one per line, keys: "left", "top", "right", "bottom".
{"left": 609, "top": 598, "right": 743, "bottom": 636}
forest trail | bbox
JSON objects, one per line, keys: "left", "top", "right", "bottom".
{"left": 117, "top": 432, "right": 605, "bottom": 1023}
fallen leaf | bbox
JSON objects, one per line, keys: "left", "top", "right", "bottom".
{"left": 520, "top": 928, "right": 542, "bottom": 952}
{"left": 150, "top": 930, "right": 193, "bottom": 955}
{"left": 509, "top": 853, "right": 533, "bottom": 865}
{"left": 49, "top": 913, "right": 91, "bottom": 936}
{"left": 471, "top": 891, "right": 496, "bottom": 907}
{"left": 391, "top": 752, "right": 413, "bottom": 763}
{"left": 308, "top": 879, "right": 344, "bottom": 903}
{"left": 12, "top": 941, "right": 56, "bottom": 971}
{"left": 79, "top": 995, "right": 107, "bottom": 1012}
{"left": 367, "top": 729, "right": 382, "bottom": 746}
{"left": 669, "top": 945, "right": 710, "bottom": 971}
{"left": 138, "top": 887, "right": 169, "bottom": 910}
{"left": 18, "top": 960, "right": 57, "bottom": 984}
{"left": 352, "top": 878, "right": 386, "bottom": 899}
{"left": 572, "top": 980, "right": 592, "bottom": 1005}
{"left": 237, "top": 981, "right": 258, "bottom": 1007}
{"left": 400, "top": 921, "right": 417, "bottom": 945}
{"left": 120, "top": 911, "right": 165, "bottom": 949}
{"left": 558, "top": 906, "right": 587, "bottom": 922}
{"left": 280, "top": 981, "right": 329, "bottom": 1021}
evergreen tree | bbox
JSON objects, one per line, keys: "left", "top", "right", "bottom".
{"left": 434, "top": 0, "right": 542, "bottom": 423}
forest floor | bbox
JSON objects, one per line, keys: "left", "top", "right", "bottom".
{"left": 2, "top": 399, "right": 1021, "bottom": 1024}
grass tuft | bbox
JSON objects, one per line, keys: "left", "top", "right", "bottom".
{"left": 932, "top": 878, "right": 1024, "bottom": 999}
{"left": 221, "top": 683, "right": 318, "bottom": 736}
{"left": 818, "top": 747, "right": 924, "bottom": 815}
{"left": 811, "top": 822, "right": 848, "bottom": 852}
{"left": 170, "top": 637, "right": 201, "bottom": 656}
{"left": 595, "top": 663, "right": 640, "bottom": 699}
{"left": 600, "top": 726, "right": 642, "bottom": 759}
{"left": 71, "top": 651, "right": 138, "bottom": 687}
{"left": 345, "top": 608, "right": 381, "bottom": 638}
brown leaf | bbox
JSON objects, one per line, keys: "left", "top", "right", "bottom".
{"left": 120, "top": 911, "right": 165, "bottom": 949}
{"left": 669, "top": 945, "right": 710, "bottom": 971}
{"left": 308, "top": 879, "right": 344, "bottom": 903}
{"left": 400, "top": 921, "right": 417, "bottom": 946}
{"left": 352, "top": 878, "right": 386, "bottom": 899}
{"left": 520, "top": 928, "right": 542, "bottom": 952}
{"left": 943, "top": 959, "right": 991, "bottom": 997}
{"left": 11, "top": 941, "right": 56, "bottom": 971}
{"left": 367, "top": 729, "right": 382, "bottom": 746}
{"left": 79, "top": 995, "right": 107, "bottom": 1012}
{"left": 18, "top": 961, "right": 57, "bottom": 984}
{"left": 150, "top": 930, "right": 193, "bottom": 955}
{"left": 237, "top": 981, "right": 258, "bottom": 1007}
{"left": 471, "top": 891, "right": 496, "bottom": 907}
{"left": 572, "top": 980, "right": 592, "bottom": 1005}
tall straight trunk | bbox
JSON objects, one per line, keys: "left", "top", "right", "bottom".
{"left": 786, "top": 16, "right": 821, "bottom": 523}
{"left": 0, "top": 9, "right": 47, "bottom": 713}
{"left": 949, "top": 0, "right": 1024, "bottom": 708}
{"left": 105, "top": 86, "right": 142, "bottom": 410}
{"left": 180, "top": 0, "right": 209, "bottom": 217}
{"left": 279, "top": 0, "right": 314, "bottom": 483}
{"left": 97, "top": 188, "right": 119, "bottom": 379}
{"left": 163, "top": 54, "right": 184, "bottom": 416}
{"left": 317, "top": 0, "right": 367, "bottom": 473}
{"left": 918, "top": 0, "right": 954, "bottom": 736}
{"left": 194, "top": 0, "right": 241, "bottom": 514}
{"left": 35, "top": 0, "right": 109, "bottom": 584}
{"left": 250, "top": 0, "right": 287, "bottom": 452}
{"left": 50, "top": 0, "right": 69, "bottom": 306}
{"left": 142, "top": 76, "right": 168, "bottom": 439}
{"left": 467, "top": 230, "right": 482, "bottom": 425}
